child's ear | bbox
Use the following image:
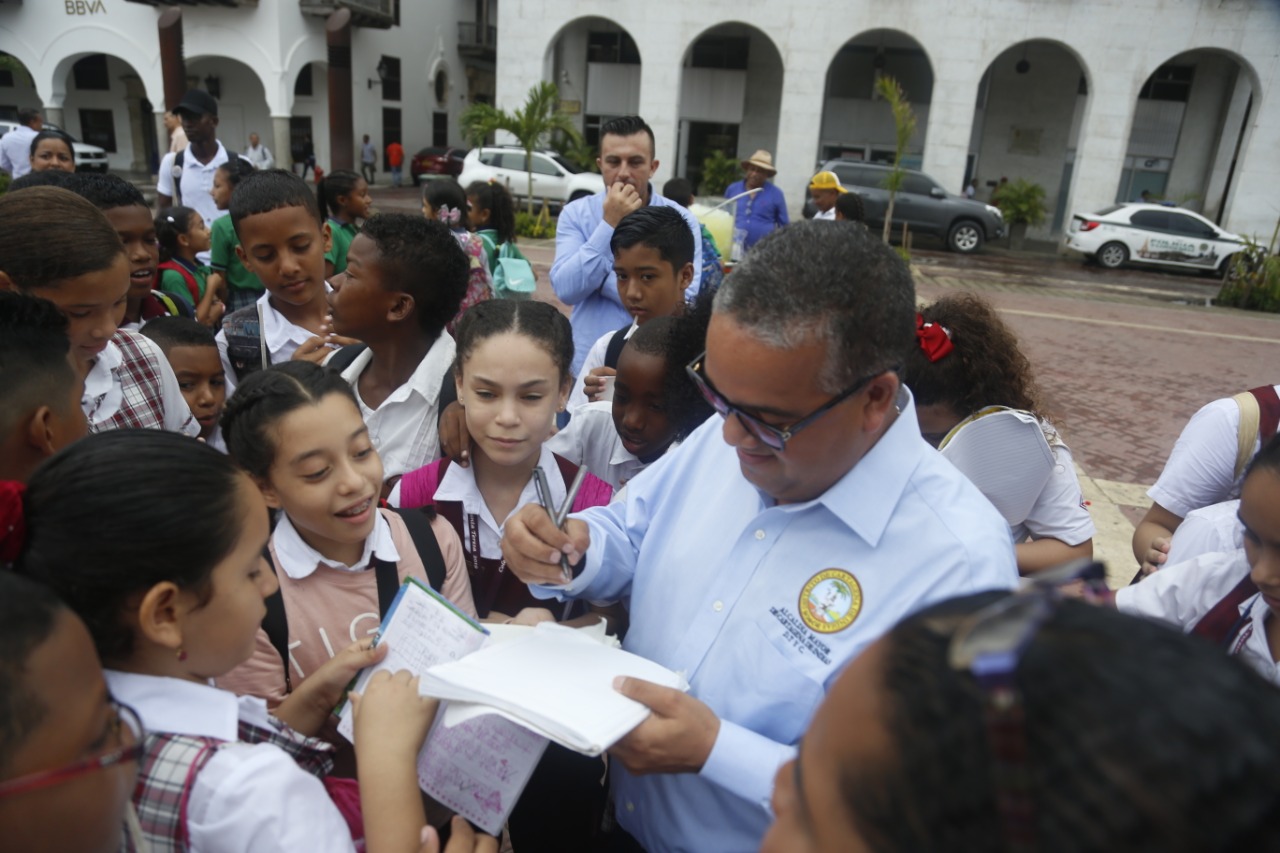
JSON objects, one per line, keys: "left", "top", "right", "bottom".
{"left": 25, "top": 406, "right": 58, "bottom": 457}
{"left": 454, "top": 371, "right": 465, "bottom": 407}
{"left": 135, "top": 581, "right": 188, "bottom": 653}
{"left": 678, "top": 261, "right": 694, "bottom": 292}
{"left": 254, "top": 475, "right": 284, "bottom": 510}
{"left": 557, "top": 373, "right": 573, "bottom": 410}
{"left": 388, "top": 293, "right": 413, "bottom": 323}
{"left": 234, "top": 243, "right": 251, "bottom": 271}
{"left": 322, "top": 221, "right": 334, "bottom": 255}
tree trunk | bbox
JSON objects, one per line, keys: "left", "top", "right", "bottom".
{"left": 883, "top": 194, "right": 897, "bottom": 244}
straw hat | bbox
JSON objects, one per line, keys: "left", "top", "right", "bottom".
{"left": 808, "top": 170, "right": 848, "bottom": 193}
{"left": 741, "top": 150, "right": 777, "bottom": 176}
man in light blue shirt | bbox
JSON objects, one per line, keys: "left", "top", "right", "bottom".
{"left": 504, "top": 221, "right": 1018, "bottom": 852}
{"left": 550, "top": 115, "right": 703, "bottom": 377}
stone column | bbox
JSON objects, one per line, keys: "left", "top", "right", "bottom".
{"left": 158, "top": 7, "right": 186, "bottom": 112}
{"left": 637, "top": 58, "right": 679, "bottom": 182}
{"left": 122, "top": 74, "right": 148, "bottom": 173}
{"left": 43, "top": 107, "right": 65, "bottom": 128}
{"left": 326, "top": 9, "right": 354, "bottom": 171}
{"left": 272, "top": 114, "right": 293, "bottom": 172}
{"left": 772, "top": 54, "right": 827, "bottom": 221}
{"left": 921, "top": 59, "right": 981, "bottom": 197}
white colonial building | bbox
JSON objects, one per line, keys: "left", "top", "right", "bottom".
{"left": 497, "top": 0, "right": 1280, "bottom": 240}
{"left": 0, "top": 0, "right": 496, "bottom": 177}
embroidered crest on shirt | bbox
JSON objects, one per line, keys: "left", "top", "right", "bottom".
{"left": 798, "top": 569, "right": 861, "bottom": 634}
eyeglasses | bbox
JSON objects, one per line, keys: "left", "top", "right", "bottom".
{"left": 944, "top": 559, "right": 1110, "bottom": 852}
{"left": 0, "top": 699, "right": 145, "bottom": 798}
{"left": 685, "top": 351, "right": 891, "bottom": 452}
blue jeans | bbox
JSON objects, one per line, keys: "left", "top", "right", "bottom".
{"left": 391, "top": 166, "right": 402, "bottom": 188}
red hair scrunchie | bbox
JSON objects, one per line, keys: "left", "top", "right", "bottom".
{"left": 0, "top": 481, "right": 27, "bottom": 564}
{"left": 916, "top": 313, "right": 954, "bottom": 363}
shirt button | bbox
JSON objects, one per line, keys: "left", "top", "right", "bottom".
{"left": 754, "top": 529, "right": 766, "bottom": 540}
{"left": 713, "top": 601, "right": 724, "bottom": 612}
{"left": 626, "top": 801, "right": 635, "bottom": 812}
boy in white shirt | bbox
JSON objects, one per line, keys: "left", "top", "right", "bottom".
{"left": 566, "top": 206, "right": 694, "bottom": 412}
{"left": 326, "top": 214, "right": 470, "bottom": 489}
{"left": 216, "top": 170, "right": 355, "bottom": 396}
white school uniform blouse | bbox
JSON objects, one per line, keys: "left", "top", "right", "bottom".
{"left": 82, "top": 336, "right": 199, "bottom": 436}
{"left": 1166, "top": 500, "right": 1243, "bottom": 566}
{"left": 566, "top": 322, "right": 637, "bottom": 412}
{"left": 104, "top": 670, "right": 355, "bottom": 853}
{"left": 1009, "top": 425, "right": 1094, "bottom": 547}
{"left": 546, "top": 401, "right": 647, "bottom": 490}
{"left": 272, "top": 510, "right": 400, "bottom": 578}
{"left": 1148, "top": 387, "right": 1280, "bottom": 518}
{"left": 216, "top": 290, "right": 328, "bottom": 397}
{"left": 338, "top": 335, "right": 456, "bottom": 479}
{"left": 1116, "top": 549, "right": 1279, "bottom": 685}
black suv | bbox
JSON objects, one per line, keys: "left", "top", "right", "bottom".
{"left": 803, "top": 160, "right": 1005, "bottom": 253}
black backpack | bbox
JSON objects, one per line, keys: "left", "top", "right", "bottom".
{"left": 260, "top": 505, "right": 446, "bottom": 692}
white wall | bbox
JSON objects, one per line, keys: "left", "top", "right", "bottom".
{"left": 186, "top": 58, "right": 272, "bottom": 158}
{"left": 495, "top": 0, "right": 1280, "bottom": 240}
{"left": 736, "top": 28, "right": 783, "bottom": 164}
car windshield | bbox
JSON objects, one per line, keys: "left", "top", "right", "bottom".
{"left": 551, "top": 153, "right": 583, "bottom": 174}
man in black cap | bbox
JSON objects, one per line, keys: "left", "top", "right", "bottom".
{"left": 156, "top": 90, "right": 241, "bottom": 237}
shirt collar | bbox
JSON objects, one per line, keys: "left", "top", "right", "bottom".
{"left": 340, "top": 333, "right": 456, "bottom": 407}
{"left": 104, "top": 670, "right": 239, "bottom": 741}
{"left": 83, "top": 340, "right": 122, "bottom": 399}
{"left": 272, "top": 509, "right": 400, "bottom": 579}
{"left": 436, "top": 445, "right": 566, "bottom": 522}
{"left": 778, "top": 386, "right": 926, "bottom": 547}
{"left": 256, "top": 288, "right": 329, "bottom": 353}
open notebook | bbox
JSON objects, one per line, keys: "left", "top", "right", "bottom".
{"left": 938, "top": 406, "right": 1056, "bottom": 529}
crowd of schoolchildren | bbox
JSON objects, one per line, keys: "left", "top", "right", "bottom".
{"left": 2, "top": 105, "right": 1280, "bottom": 852}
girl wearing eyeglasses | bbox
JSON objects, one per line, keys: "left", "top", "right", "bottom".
{"left": 3, "top": 431, "right": 455, "bottom": 853}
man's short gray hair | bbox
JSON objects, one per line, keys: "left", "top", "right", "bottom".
{"left": 712, "top": 220, "right": 916, "bottom": 393}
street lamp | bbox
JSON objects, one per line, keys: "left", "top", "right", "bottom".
{"left": 368, "top": 58, "right": 389, "bottom": 90}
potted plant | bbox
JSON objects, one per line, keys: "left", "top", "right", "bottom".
{"left": 699, "top": 149, "right": 740, "bottom": 196}
{"left": 995, "top": 179, "right": 1047, "bottom": 251}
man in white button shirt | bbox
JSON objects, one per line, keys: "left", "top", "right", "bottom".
{"left": 0, "top": 108, "right": 42, "bottom": 179}
{"left": 503, "top": 221, "right": 1017, "bottom": 852}
{"left": 156, "top": 90, "right": 237, "bottom": 232}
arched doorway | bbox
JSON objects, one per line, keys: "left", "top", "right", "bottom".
{"left": 50, "top": 51, "right": 157, "bottom": 174}
{"left": 185, "top": 55, "right": 273, "bottom": 159}
{"left": 288, "top": 60, "right": 329, "bottom": 174}
{"left": 543, "top": 17, "right": 641, "bottom": 150}
{"left": 676, "top": 22, "right": 783, "bottom": 193}
{"left": 969, "top": 40, "right": 1089, "bottom": 234}
{"left": 1119, "top": 49, "right": 1258, "bottom": 224}
{"left": 819, "top": 30, "right": 932, "bottom": 168}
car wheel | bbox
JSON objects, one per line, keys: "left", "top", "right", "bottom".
{"left": 948, "top": 221, "right": 984, "bottom": 253}
{"left": 1096, "top": 242, "right": 1129, "bottom": 269}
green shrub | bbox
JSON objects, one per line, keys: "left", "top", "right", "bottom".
{"left": 0, "top": 172, "right": 9, "bottom": 196}
{"left": 699, "top": 150, "right": 739, "bottom": 196}
{"left": 996, "top": 179, "right": 1048, "bottom": 227}
{"left": 516, "top": 208, "right": 554, "bottom": 240}
{"left": 1217, "top": 237, "right": 1280, "bottom": 313}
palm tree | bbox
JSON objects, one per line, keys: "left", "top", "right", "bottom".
{"left": 461, "top": 81, "right": 583, "bottom": 215}
{"left": 875, "top": 75, "right": 917, "bottom": 245}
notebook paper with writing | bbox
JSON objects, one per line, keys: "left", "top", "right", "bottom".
{"left": 335, "top": 578, "right": 546, "bottom": 835}
{"left": 423, "top": 622, "right": 688, "bottom": 756}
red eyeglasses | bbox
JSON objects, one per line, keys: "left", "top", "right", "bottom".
{"left": 0, "top": 699, "right": 144, "bottom": 798}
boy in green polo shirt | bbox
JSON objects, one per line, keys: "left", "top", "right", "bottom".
{"left": 209, "top": 159, "right": 263, "bottom": 311}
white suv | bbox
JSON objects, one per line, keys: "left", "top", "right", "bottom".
{"left": 0, "top": 120, "right": 110, "bottom": 172}
{"left": 458, "top": 147, "right": 604, "bottom": 208}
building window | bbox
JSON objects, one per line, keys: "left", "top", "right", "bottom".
{"left": 587, "top": 31, "right": 640, "bottom": 65}
{"left": 433, "top": 111, "right": 447, "bottom": 147}
{"left": 689, "top": 36, "right": 749, "bottom": 70}
{"left": 382, "top": 106, "right": 402, "bottom": 169}
{"left": 1139, "top": 65, "right": 1194, "bottom": 102}
{"left": 0, "top": 58, "right": 13, "bottom": 88}
{"left": 381, "top": 55, "right": 401, "bottom": 101}
{"left": 73, "top": 55, "right": 110, "bottom": 91}
{"left": 294, "top": 65, "right": 313, "bottom": 97}
{"left": 79, "top": 108, "right": 116, "bottom": 152}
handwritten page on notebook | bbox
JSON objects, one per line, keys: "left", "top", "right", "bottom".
{"left": 336, "top": 579, "right": 547, "bottom": 835}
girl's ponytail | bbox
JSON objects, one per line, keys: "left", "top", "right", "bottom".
{"left": 316, "top": 170, "right": 361, "bottom": 220}
{"left": 155, "top": 206, "right": 198, "bottom": 263}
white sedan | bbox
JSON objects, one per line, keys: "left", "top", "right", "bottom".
{"left": 457, "top": 147, "right": 604, "bottom": 209}
{"left": 1064, "top": 202, "right": 1243, "bottom": 274}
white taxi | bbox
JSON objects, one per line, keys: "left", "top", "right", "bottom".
{"left": 1064, "top": 202, "right": 1243, "bottom": 274}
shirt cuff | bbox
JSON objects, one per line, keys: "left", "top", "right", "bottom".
{"left": 699, "top": 719, "right": 795, "bottom": 812}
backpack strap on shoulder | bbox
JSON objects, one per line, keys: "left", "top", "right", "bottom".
{"left": 1190, "top": 572, "right": 1259, "bottom": 648}
{"left": 258, "top": 546, "right": 293, "bottom": 694}
{"left": 385, "top": 506, "right": 447, "bottom": 593}
{"left": 604, "top": 325, "right": 630, "bottom": 370}
{"left": 1233, "top": 386, "right": 1280, "bottom": 480}
{"left": 324, "top": 344, "right": 368, "bottom": 376}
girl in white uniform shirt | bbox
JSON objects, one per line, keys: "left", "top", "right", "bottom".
{"left": 903, "top": 293, "right": 1094, "bottom": 574}
{"left": 7, "top": 430, "right": 461, "bottom": 853}
{"left": 1115, "top": 433, "right": 1280, "bottom": 686}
